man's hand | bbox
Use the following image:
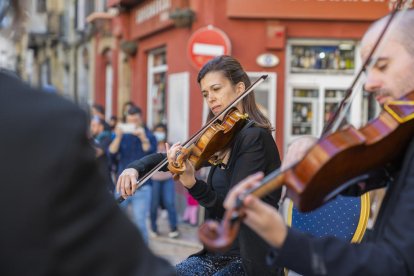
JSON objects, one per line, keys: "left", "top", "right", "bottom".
{"left": 224, "top": 172, "right": 288, "bottom": 248}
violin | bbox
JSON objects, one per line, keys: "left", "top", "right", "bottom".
{"left": 199, "top": 90, "right": 414, "bottom": 252}
{"left": 116, "top": 75, "right": 268, "bottom": 203}
{"left": 167, "top": 107, "right": 248, "bottom": 175}
{"left": 198, "top": 0, "right": 414, "bottom": 252}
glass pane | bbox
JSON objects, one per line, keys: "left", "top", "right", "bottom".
{"left": 291, "top": 88, "right": 318, "bottom": 136}
{"left": 292, "top": 102, "right": 313, "bottom": 124}
{"left": 291, "top": 44, "right": 355, "bottom": 74}
{"left": 292, "top": 124, "right": 312, "bottom": 135}
{"left": 361, "top": 90, "right": 379, "bottom": 125}
{"left": 150, "top": 71, "right": 167, "bottom": 126}
{"left": 324, "top": 89, "right": 346, "bottom": 124}
{"left": 255, "top": 91, "right": 270, "bottom": 119}
{"left": 249, "top": 75, "right": 271, "bottom": 120}
{"left": 153, "top": 51, "right": 167, "bottom": 67}
{"left": 293, "top": 89, "right": 318, "bottom": 98}
{"left": 291, "top": 102, "right": 313, "bottom": 135}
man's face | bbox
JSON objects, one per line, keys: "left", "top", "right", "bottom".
{"left": 126, "top": 113, "right": 142, "bottom": 127}
{"left": 90, "top": 120, "right": 102, "bottom": 136}
{"left": 361, "top": 28, "right": 414, "bottom": 105}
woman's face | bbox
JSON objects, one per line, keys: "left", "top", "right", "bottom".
{"left": 200, "top": 71, "right": 245, "bottom": 116}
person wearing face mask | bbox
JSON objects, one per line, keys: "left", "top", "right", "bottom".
{"left": 0, "top": 1, "right": 174, "bottom": 275}
{"left": 149, "top": 123, "right": 180, "bottom": 239}
{"left": 109, "top": 106, "right": 157, "bottom": 243}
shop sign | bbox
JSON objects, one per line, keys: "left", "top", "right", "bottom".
{"left": 227, "top": 0, "right": 393, "bottom": 20}
{"left": 135, "top": 0, "right": 171, "bottom": 24}
{"left": 187, "top": 25, "right": 231, "bottom": 69}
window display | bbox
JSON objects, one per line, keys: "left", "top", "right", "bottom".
{"left": 291, "top": 44, "right": 355, "bottom": 74}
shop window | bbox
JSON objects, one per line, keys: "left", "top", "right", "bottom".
{"left": 147, "top": 48, "right": 168, "bottom": 128}
{"left": 37, "top": 0, "right": 47, "bottom": 13}
{"left": 291, "top": 44, "right": 355, "bottom": 74}
{"left": 324, "top": 89, "right": 346, "bottom": 124}
{"left": 285, "top": 39, "right": 361, "bottom": 151}
{"left": 291, "top": 89, "right": 318, "bottom": 136}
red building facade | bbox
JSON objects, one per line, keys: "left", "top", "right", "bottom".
{"left": 95, "top": 0, "right": 394, "bottom": 151}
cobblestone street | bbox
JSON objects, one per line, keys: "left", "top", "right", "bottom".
{"left": 148, "top": 214, "right": 203, "bottom": 265}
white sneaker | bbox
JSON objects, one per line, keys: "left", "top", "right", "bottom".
{"left": 149, "top": 230, "right": 159, "bottom": 238}
{"left": 168, "top": 231, "right": 179, "bottom": 239}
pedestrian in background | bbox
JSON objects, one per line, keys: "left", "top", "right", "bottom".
{"left": 150, "top": 123, "right": 179, "bottom": 238}
{"left": 90, "top": 115, "right": 114, "bottom": 193}
{"left": 109, "top": 106, "right": 157, "bottom": 242}
{"left": 91, "top": 103, "right": 105, "bottom": 121}
{"left": 182, "top": 192, "right": 199, "bottom": 226}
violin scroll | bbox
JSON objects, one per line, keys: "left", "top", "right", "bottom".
{"left": 167, "top": 147, "right": 191, "bottom": 175}
{"left": 198, "top": 208, "right": 246, "bottom": 252}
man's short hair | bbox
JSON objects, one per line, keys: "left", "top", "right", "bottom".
{"left": 93, "top": 104, "right": 105, "bottom": 115}
{"left": 127, "top": 106, "right": 142, "bottom": 116}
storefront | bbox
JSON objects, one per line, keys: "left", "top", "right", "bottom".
{"left": 102, "top": 0, "right": 394, "bottom": 152}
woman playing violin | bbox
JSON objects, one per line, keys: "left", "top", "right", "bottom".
{"left": 224, "top": 10, "right": 414, "bottom": 275}
{"left": 117, "top": 55, "right": 282, "bottom": 275}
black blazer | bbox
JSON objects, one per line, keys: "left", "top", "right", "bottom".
{"left": 0, "top": 72, "right": 174, "bottom": 276}
{"left": 268, "top": 137, "right": 414, "bottom": 275}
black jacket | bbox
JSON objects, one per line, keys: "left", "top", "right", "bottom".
{"left": 129, "top": 125, "right": 282, "bottom": 275}
{"left": 268, "top": 137, "right": 414, "bottom": 275}
{"left": 0, "top": 72, "right": 174, "bottom": 276}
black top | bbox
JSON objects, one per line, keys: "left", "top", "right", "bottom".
{"left": 0, "top": 72, "right": 174, "bottom": 276}
{"left": 267, "top": 137, "right": 414, "bottom": 275}
{"left": 128, "top": 124, "right": 282, "bottom": 275}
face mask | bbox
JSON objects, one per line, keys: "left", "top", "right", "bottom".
{"left": 154, "top": 131, "right": 166, "bottom": 142}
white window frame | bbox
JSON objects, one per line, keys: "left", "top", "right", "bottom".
{"left": 147, "top": 48, "right": 168, "bottom": 128}
{"left": 105, "top": 64, "right": 113, "bottom": 120}
{"left": 247, "top": 72, "right": 277, "bottom": 134}
{"left": 285, "top": 39, "right": 362, "bottom": 152}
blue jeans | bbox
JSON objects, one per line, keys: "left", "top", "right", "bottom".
{"left": 120, "top": 184, "right": 151, "bottom": 243}
{"left": 150, "top": 178, "right": 177, "bottom": 232}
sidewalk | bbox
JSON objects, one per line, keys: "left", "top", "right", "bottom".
{"left": 148, "top": 213, "right": 203, "bottom": 265}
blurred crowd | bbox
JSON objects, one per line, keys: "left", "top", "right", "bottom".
{"left": 88, "top": 101, "right": 200, "bottom": 242}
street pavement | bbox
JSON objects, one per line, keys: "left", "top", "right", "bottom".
{"left": 148, "top": 213, "right": 203, "bottom": 265}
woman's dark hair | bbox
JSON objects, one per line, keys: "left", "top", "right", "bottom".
{"left": 197, "top": 55, "right": 272, "bottom": 131}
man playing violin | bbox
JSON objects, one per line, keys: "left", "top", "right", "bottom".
{"left": 224, "top": 9, "right": 414, "bottom": 275}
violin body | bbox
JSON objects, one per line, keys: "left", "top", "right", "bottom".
{"left": 168, "top": 108, "right": 249, "bottom": 174}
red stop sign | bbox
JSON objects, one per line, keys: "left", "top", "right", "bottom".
{"left": 188, "top": 25, "right": 231, "bottom": 69}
